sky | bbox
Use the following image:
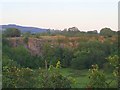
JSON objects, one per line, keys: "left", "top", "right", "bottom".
{"left": 0, "top": 0, "right": 119, "bottom": 31}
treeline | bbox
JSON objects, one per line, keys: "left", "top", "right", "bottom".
{"left": 2, "top": 27, "right": 118, "bottom": 38}
{"left": 47, "top": 27, "right": 117, "bottom": 37}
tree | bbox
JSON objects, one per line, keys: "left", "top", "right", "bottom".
{"left": 62, "top": 48, "right": 73, "bottom": 67}
{"left": 100, "top": 28, "right": 115, "bottom": 37}
{"left": 47, "top": 29, "right": 51, "bottom": 34}
{"left": 42, "top": 43, "right": 55, "bottom": 67}
{"left": 68, "top": 27, "right": 80, "bottom": 32}
{"left": 63, "top": 28, "right": 67, "bottom": 32}
{"left": 53, "top": 46, "right": 73, "bottom": 68}
{"left": 71, "top": 41, "right": 106, "bottom": 69}
{"left": 71, "top": 50, "right": 90, "bottom": 69}
{"left": 4, "top": 28, "right": 21, "bottom": 37}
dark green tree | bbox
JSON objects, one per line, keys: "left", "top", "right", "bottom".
{"left": 100, "top": 28, "right": 115, "bottom": 37}
{"left": 4, "top": 28, "right": 21, "bottom": 37}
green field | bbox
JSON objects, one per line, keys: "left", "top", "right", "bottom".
{"left": 59, "top": 68, "right": 117, "bottom": 88}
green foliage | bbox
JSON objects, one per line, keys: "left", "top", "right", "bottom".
{"left": 87, "top": 30, "right": 98, "bottom": 34}
{"left": 10, "top": 46, "right": 31, "bottom": 66}
{"left": 61, "top": 48, "right": 73, "bottom": 67}
{"left": 2, "top": 55, "right": 20, "bottom": 68}
{"left": 2, "top": 52, "right": 37, "bottom": 88}
{"left": 107, "top": 55, "right": 119, "bottom": 77}
{"left": 56, "top": 60, "right": 61, "bottom": 68}
{"left": 42, "top": 43, "right": 73, "bottom": 67}
{"left": 88, "top": 64, "right": 108, "bottom": 88}
{"left": 4, "top": 28, "right": 21, "bottom": 37}
{"left": 103, "top": 62, "right": 114, "bottom": 73}
{"left": 23, "top": 36, "right": 29, "bottom": 44}
{"left": 37, "top": 62, "right": 71, "bottom": 88}
{"left": 2, "top": 38, "right": 11, "bottom": 47}
{"left": 72, "top": 41, "right": 106, "bottom": 69}
{"left": 23, "top": 32, "right": 31, "bottom": 44}
{"left": 38, "top": 69, "right": 71, "bottom": 88}
{"left": 2, "top": 28, "right": 118, "bottom": 88}
{"left": 100, "top": 28, "right": 115, "bottom": 37}
{"left": 2, "top": 58, "right": 71, "bottom": 88}
{"left": 71, "top": 50, "right": 89, "bottom": 69}
{"left": 3, "top": 66, "right": 37, "bottom": 88}
{"left": 2, "top": 41, "right": 43, "bottom": 69}
{"left": 53, "top": 47, "right": 73, "bottom": 67}
{"left": 107, "top": 55, "right": 119, "bottom": 67}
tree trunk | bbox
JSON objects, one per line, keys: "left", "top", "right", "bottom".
{"left": 45, "top": 60, "right": 48, "bottom": 70}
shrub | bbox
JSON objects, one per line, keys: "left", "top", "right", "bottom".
{"left": 37, "top": 61, "right": 72, "bottom": 88}
{"left": 88, "top": 64, "right": 108, "bottom": 88}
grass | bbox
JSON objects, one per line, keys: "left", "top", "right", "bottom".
{"left": 35, "top": 68, "right": 117, "bottom": 88}
{"left": 60, "top": 68, "right": 89, "bottom": 88}
{"left": 59, "top": 68, "right": 117, "bottom": 88}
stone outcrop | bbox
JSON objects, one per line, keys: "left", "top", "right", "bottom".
{"left": 8, "top": 37, "right": 47, "bottom": 56}
{"left": 6, "top": 36, "right": 97, "bottom": 56}
{"left": 28, "top": 38, "right": 45, "bottom": 56}
{"left": 7, "top": 37, "right": 73, "bottom": 56}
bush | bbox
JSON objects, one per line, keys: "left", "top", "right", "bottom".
{"left": 37, "top": 61, "right": 72, "bottom": 88}
{"left": 88, "top": 64, "right": 108, "bottom": 88}
{"left": 3, "top": 66, "right": 37, "bottom": 88}
{"left": 38, "top": 69, "right": 71, "bottom": 88}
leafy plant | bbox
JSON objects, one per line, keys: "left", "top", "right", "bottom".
{"left": 37, "top": 61, "right": 72, "bottom": 88}
{"left": 88, "top": 64, "right": 109, "bottom": 88}
{"left": 107, "top": 55, "right": 119, "bottom": 87}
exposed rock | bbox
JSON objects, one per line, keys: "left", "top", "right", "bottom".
{"left": 8, "top": 35, "right": 115, "bottom": 56}
{"left": 28, "top": 38, "right": 45, "bottom": 56}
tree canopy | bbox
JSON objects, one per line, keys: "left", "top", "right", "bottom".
{"left": 4, "top": 28, "right": 21, "bottom": 37}
{"left": 100, "top": 28, "right": 116, "bottom": 37}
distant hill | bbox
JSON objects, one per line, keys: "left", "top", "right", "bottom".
{"left": 1, "top": 24, "right": 49, "bottom": 33}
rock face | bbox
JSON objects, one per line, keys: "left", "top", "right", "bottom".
{"left": 7, "top": 37, "right": 25, "bottom": 47}
{"left": 28, "top": 38, "right": 45, "bottom": 56}
{"left": 8, "top": 37, "right": 46, "bottom": 56}
{"left": 8, "top": 35, "right": 111, "bottom": 56}
{"left": 8, "top": 37, "right": 69, "bottom": 56}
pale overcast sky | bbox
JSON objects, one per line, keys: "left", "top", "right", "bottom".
{"left": 0, "top": 0, "right": 119, "bottom": 31}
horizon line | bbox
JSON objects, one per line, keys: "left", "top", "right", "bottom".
{"left": 1, "top": 23, "right": 118, "bottom": 32}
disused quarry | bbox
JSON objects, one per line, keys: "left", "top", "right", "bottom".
{"left": 7, "top": 35, "right": 117, "bottom": 56}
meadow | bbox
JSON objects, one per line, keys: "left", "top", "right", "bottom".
{"left": 59, "top": 68, "right": 117, "bottom": 88}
